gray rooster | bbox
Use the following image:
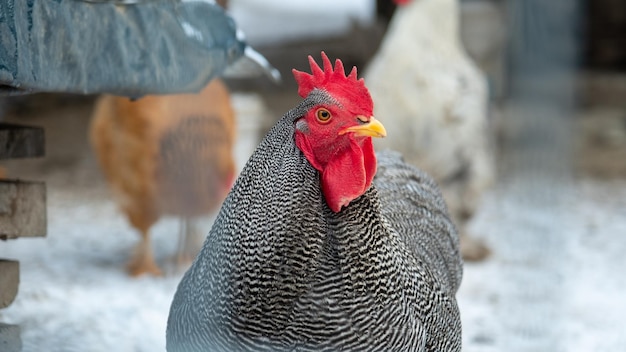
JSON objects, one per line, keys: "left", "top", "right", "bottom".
{"left": 167, "top": 53, "right": 463, "bottom": 351}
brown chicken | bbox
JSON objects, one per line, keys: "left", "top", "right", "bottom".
{"left": 90, "top": 78, "right": 236, "bottom": 276}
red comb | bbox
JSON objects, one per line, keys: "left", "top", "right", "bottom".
{"left": 292, "top": 52, "right": 365, "bottom": 98}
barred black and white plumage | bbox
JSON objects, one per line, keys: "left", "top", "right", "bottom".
{"left": 167, "top": 53, "right": 462, "bottom": 351}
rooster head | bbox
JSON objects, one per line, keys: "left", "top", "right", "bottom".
{"left": 292, "top": 52, "right": 386, "bottom": 213}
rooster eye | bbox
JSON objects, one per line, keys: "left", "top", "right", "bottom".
{"left": 316, "top": 108, "right": 332, "bottom": 123}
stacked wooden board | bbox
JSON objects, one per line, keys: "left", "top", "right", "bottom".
{"left": 0, "top": 123, "right": 46, "bottom": 352}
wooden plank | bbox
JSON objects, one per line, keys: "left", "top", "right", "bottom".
{"left": 579, "top": 72, "right": 626, "bottom": 108}
{"left": 0, "top": 323, "right": 22, "bottom": 352}
{"left": 0, "top": 123, "right": 45, "bottom": 160}
{"left": 0, "top": 260, "right": 19, "bottom": 309}
{"left": 0, "top": 180, "right": 46, "bottom": 239}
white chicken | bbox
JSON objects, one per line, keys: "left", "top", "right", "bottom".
{"left": 365, "top": 0, "right": 495, "bottom": 260}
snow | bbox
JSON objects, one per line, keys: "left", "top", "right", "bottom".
{"left": 0, "top": 186, "right": 177, "bottom": 352}
{"left": 458, "top": 177, "right": 626, "bottom": 351}
{"left": 3, "top": 165, "right": 625, "bottom": 351}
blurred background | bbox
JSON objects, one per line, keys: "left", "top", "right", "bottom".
{"left": 1, "top": 0, "right": 625, "bottom": 351}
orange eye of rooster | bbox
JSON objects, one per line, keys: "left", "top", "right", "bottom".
{"left": 316, "top": 108, "right": 332, "bottom": 123}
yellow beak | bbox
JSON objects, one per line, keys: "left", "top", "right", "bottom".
{"left": 339, "top": 116, "right": 387, "bottom": 138}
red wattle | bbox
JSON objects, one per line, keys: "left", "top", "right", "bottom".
{"left": 321, "top": 138, "right": 376, "bottom": 213}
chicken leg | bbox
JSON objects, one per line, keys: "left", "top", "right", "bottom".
{"left": 127, "top": 229, "right": 162, "bottom": 277}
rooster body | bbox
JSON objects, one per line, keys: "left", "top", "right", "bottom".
{"left": 90, "top": 78, "right": 236, "bottom": 276}
{"left": 167, "top": 54, "right": 461, "bottom": 351}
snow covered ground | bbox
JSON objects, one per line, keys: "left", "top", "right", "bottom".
{"left": 459, "top": 176, "right": 626, "bottom": 351}
{"left": 1, "top": 94, "right": 626, "bottom": 351}
{"left": 2, "top": 163, "right": 626, "bottom": 352}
